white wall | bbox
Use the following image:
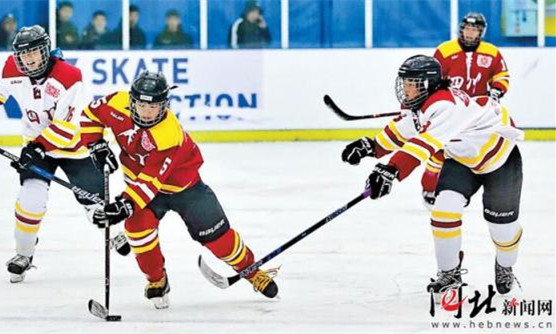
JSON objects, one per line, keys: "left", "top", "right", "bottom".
{"left": 0, "top": 48, "right": 554, "bottom": 135}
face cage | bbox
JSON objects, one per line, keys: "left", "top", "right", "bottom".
{"left": 458, "top": 23, "right": 485, "bottom": 48}
{"left": 14, "top": 44, "right": 50, "bottom": 78}
{"left": 130, "top": 96, "right": 168, "bottom": 128}
{"left": 395, "top": 76, "right": 429, "bottom": 110}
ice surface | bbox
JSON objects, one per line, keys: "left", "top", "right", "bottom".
{"left": 0, "top": 142, "right": 553, "bottom": 333}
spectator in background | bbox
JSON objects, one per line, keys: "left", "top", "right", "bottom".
{"left": 153, "top": 9, "right": 193, "bottom": 49}
{"left": 229, "top": 1, "right": 270, "bottom": 49}
{"left": 81, "top": 10, "right": 120, "bottom": 49}
{"left": 130, "top": 5, "right": 146, "bottom": 49}
{"left": 0, "top": 14, "right": 17, "bottom": 51}
{"left": 56, "top": 1, "right": 79, "bottom": 49}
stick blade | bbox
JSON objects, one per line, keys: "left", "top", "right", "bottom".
{"left": 197, "top": 255, "right": 232, "bottom": 289}
{"left": 88, "top": 299, "right": 108, "bottom": 319}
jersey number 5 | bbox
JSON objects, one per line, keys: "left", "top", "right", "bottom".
{"left": 160, "top": 157, "right": 172, "bottom": 175}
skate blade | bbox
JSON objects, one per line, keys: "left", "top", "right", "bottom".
{"left": 9, "top": 273, "right": 26, "bottom": 283}
{"left": 150, "top": 295, "right": 169, "bottom": 309}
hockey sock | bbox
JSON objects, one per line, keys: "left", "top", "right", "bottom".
{"left": 204, "top": 228, "right": 256, "bottom": 279}
{"left": 431, "top": 190, "right": 466, "bottom": 271}
{"left": 488, "top": 220, "right": 522, "bottom": 267}
{"left": 14, "top": 179, "right": 48, "bottom": 257}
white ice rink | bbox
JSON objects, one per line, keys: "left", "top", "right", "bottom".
{"left": 0, "top": 141, "right": 554, "bottom": 333}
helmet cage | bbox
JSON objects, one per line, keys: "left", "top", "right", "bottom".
{"left": 130, "top": 95, "right": 168, "bottom": 128}
{"left": 395, "top": 76, "right": 429, "bottom": 110}
{"left": 14, "top": 43, "right": 50, "bottom": 78}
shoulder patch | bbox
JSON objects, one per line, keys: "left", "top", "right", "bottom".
{"left": 48, "top": 59, "right": 82, "bottom": 89}
{"left": 107, "top": 91, "right": 131, "bottom": 117}
{"left": 2, "top": 56, "right": 25, "bottom": 78}
{"left": 149, "top": 111, "right": 184, "bottom": 151}
{"left": 421, "top": 89, "right": 455, "bottom": 113}
{"left": 476, "top": 41, "right": 499, "bottom": 57}
{"left": 436, "top": 40, "right": 462, "bottom": 59}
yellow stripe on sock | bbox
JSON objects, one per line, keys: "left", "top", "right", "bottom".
{"left": 432, "top": 229, "right": 462, "bottom": 239}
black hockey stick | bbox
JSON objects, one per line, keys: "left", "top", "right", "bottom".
{"left": 324, "top": 94, "right": 402, "bottom": 120}
{"left": 198, "top": 188, "right": 372, "bottom": 289}
{"left": 0, "top": 147, "right": 104, "bottom": 204}
{"left": 88, "top": 165, "right": 121, "bottom": 321}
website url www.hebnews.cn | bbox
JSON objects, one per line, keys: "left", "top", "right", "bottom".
{"left": 430, "top": 320, "right": 553, "bottom": 330}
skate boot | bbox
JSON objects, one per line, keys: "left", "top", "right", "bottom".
{"left": 6, "top": 255, "right": 35, "bottom": 283}
{"left": 110, "top": 232, "right": 131, "bottom": 256}
{"left": 248, "top": 268, "right": 279, "bottom": 298}
{"left": 495, "top": 261, "right": 521, "bottom": 294}
{"left": 145, "top": 270, "right": 170, "bottom": 309}
{"left": 427, "top": 251, "right": 466, "bottom": 303}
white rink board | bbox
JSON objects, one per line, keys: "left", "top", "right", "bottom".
{"left": 0, "top": 141, "right": 553, "bottom": 333}
{"left": 0, "top": 48, "right": 554, "bottom": 135}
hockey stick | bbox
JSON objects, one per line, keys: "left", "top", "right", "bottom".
{"left": 198, "top": 189, "right": 372, "bottom": 289}
{"left": 323, "top": 94, "right": 401, "bottom": 120}
{"left": 0, "top": 147, "right": 104, "bottom": 204}
{"left": 88, "top": 164, "right": 121, "bottom": 321}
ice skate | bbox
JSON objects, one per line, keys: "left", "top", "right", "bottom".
{"left": 427, "top": 251, "right": 466, "bottom": 303}
{"left": 248, "top": 268, "right": 279, "bottom": 298}
{"left": 145, "top": 270, "right": 170, "bottom": 309}
{"left": 110, "top": 231, "right": 131, "bottom": 256}
{"left": 495, "top": 260, "right": 521, "bottom": 295}
{"left": 6, "top": 255, "right": 34, "bottom": 283}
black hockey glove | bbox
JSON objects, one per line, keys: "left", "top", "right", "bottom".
{"left": 342, "top": 137, "right": 376, "bottom": 165}
{"left": 488, "top": 88, "right": 504, "bottom": 102}
{"left": 93, "top": 196, "right": 134, "bottom": 228}
{"left": 11, "top": 142, "right": 46, "bottom": 173}
{"left": 89, "top": 139, "right": 119, "bottom": 174}
{"left": 366, "top": 163, "right": 398, "bottom": 200}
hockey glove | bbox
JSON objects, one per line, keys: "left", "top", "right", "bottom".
{"left": 11, "top": 143, "right": 46, "bottom": 173}
{"left": 366, "top": 163, "right": 398, "bottom": 199}
{"left": 488, "top": 88, "right": 504, "bottom": 102}
{"left": 89, "top": 139, "right": 119, "bottom": 174}
{"left": 342, "top": 137, "right": 376, "bottom": 165}
{"left": 93, "top": 196, "right": 134, "bottom": 228}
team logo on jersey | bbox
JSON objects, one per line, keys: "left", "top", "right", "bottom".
{"left": 45, "top": 83, "right": 60, "bottom": 98}
{"left": 141, "top": 131, "right": 156, "bottom": 152}
{"left": 477, "top": 55, "right": 492, "bottom": 68}
{"left": 118, "top": 126, "right": 139, "bottom": 145}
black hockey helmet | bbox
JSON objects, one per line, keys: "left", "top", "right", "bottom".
{"left": 395, "top": 55, "right": 443, "bottom": 110}
{"left": 458, "top": 12, "right": 487, "bottom": 49}
{"left": 130, "top": 71, "right": 174, "bottom": 128}
{"left": 12, "top": 25, "right": 51, "bottom": 78}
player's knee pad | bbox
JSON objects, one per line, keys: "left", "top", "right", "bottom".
{"left": 488, "top": 220, "right": 522, "bottom": 255}
{"left": 433, "top": 190, "right": 467, "bottom": 214}
{"left": 18, "top": 179, "right": 50, "bottom": 213}
{"left": 483, "top": 204, "right": 519, "bottom": 224}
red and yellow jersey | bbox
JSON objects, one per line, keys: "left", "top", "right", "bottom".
{"left": 0, "top": 56, "right": 88, "bottom": 159}
{"left": 80, "top": 91, "right": 203, "bottom": 210}
{"left": 373, "top": 89, "right": 523, "bottom": 180}
{"left": 433, "top": 40, "right": 509, "bottom": 97}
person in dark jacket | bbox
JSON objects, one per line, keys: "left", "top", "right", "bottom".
{"left": 56, "top": 1, "right": 79, "bottom": 49}
{"left": 229, "top": 1, "right": 271, "bottom": 49}
{"left": 80, "top": 10, "right": 120, "bottom": 50}
{"left": 153, "top": 9, "right": 193, "bottom": 49}
{"left": 129, "top": 5, "right": 146, "bottom": 49}
{"left": 0, "top": 14, "right": 17, "bottom": 51}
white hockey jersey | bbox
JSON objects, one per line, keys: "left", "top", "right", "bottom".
{"left": 373, "top": 88, "right": 523, "bottom": 180}
{"left": 0, "top": 55, "right": 88, "bottom": 159}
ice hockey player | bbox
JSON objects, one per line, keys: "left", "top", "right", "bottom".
{"left": 419, "top": 12, "right": 511, "bottom": 208}
{"left": 341, "top": 55, "right": 523, "bottom": 297}
{"left": 81, "top": 71, "right": 278, "bottom": 309}
{"left": 0, "top": 26, "right": 130, "bottom": 283}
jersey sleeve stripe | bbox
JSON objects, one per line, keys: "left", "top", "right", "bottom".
{"left": 375, "top": 132, "right": 398, "bottom": 151}
{"left": 124, "top": 187, "right": 147, "bottom": 209}
{"left": 83, "top": 106, "right": 102, "bottom": 123}
{"left": 387, "top": 120, "right": 407, "bottom": 144}
{"left": 417, "top": 133, "right": 443, "bottom": 151}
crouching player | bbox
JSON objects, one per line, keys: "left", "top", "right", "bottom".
{"left": 341, "top": 55, "right": 523, "bottom": 298}
{"left": 81, "top": 71, "right": 278, "bottom": 309}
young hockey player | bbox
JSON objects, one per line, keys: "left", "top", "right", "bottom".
{"left": 0, "top": 26, "right": 129, "bottom": 283}
{"left": 341, "top": 55, "right": 523, "bottom": 297}
{"left": 419, "top": 12, "right": 511, "bottom": 208}
{"left": 81, "top": 71, "right": 278, "bottom": 309}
